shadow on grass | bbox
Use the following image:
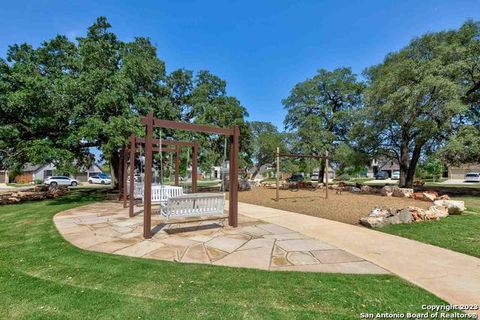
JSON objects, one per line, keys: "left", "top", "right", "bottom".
{"left": 46, "top": 188, "right": 109, "bottom": 206}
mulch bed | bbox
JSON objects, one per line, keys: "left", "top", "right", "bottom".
{"left": 235, "top": 188, "right": 431, "bottom": 225}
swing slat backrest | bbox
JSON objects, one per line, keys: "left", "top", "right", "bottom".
{"left": 160, "top": 193, "right": 225, "bottom": 219}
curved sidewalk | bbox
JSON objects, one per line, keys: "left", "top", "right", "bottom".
{"left": 237, "top": 201, "right": 480, "bottom": 313}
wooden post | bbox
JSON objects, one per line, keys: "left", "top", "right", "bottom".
{"left": 228, "top": 125, "right": 239, "bottom": 227}
{"left": 192, "top": 142, "right": 198, "bottom": 193}
{"left": 129, "top": 136, "right": 136, "bottom": 218}
{"left": 123, "top": 147, "right": 128, "bottom": 208}
{"left": 276, "top": 147, "right": 280, "bottom": 202}
{"left": 174, "top": 145, "right": 180, "bottom": 186}
{"left": 325, "top": 150, "right": 329, "bottom": 199}
{"left": 143, "top": 112, "right": 154, "bottom": 239}
{"left": 118, "top": 147, "right": 124, "bottom": 200}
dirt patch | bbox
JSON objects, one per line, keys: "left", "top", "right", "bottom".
{"left": 235, "top": 188, "right": 431, "bottom": 225}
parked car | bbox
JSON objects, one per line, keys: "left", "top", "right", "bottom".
{"left": 391, "top": 170, "right": 400, "bottom": 180}
{"left": 88, "top": 173, "right": 111, "bottom": 184}
{"left": 44, "top": 176, "right": 78, "bottom": 187}
{"left": 287, "top": 174, "right": 304, "bottom": 182}
{"left": 374, "top": 171, "right": 389, "bottom": 180}
{"left": 464, "top": 172, "right": 480, "bottom": 182}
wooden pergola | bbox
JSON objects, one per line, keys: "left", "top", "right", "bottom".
{"left": 139, "top": 112, "right": 239, "bottom": 239}
{"left": 121, "top": 135, "right": 199, "bottom": 218}
{"left": 275, "top": 148, "right": 330, "bottom": 201}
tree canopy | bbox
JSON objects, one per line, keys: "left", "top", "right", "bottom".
{"left": 0, "top": 17, "right": 251, "bottom": 184}
{"left": 282, "top": 67, "right": 364, "bottom": 180}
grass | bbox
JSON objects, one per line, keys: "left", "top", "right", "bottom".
{"left": 0, "top": 190, "right": 448, "bottom": 319}
{"left": 423, "top": 182, "right": 480, "bottom": 188}
{"left": 380, "top": 196, "right": 480, "bottom": 258}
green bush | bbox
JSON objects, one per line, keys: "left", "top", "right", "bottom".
{"left": 34, "top": 179, "right": 44, "bottom": 185}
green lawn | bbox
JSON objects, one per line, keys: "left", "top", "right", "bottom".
{"left": 381, "top": 196, "right": 480, "bottom": 258}
{"left": 424, "top": 182, "right": 480, "bottom": 188}
{"left": 0, "top": 190, "right": 447, "bottom": 319}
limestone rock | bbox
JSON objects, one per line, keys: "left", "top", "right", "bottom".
{"left": 380, "top": 186, "right": 393, "bottom": 197}
{"left": 350, "top": 187, "right": 361, "bottom": 193}
{"left": 396, "top": 209, "right": 413, "bottom": 224}
{"left": 360, "top": 216, "right": 387, "bottom": 228}
{"left": 433, "top": 200, "right": 465, "bottom": 215}
{"left": 360, "top": 185, "right": 375, "bottom": 194}
{"left": 422, "top": 192, "right": 437, "bottom": 202}
{"left": 385, "top": 215, "right": 401, "bottom": 225}
{"left": 392, "top": 187, "right": 413, "bottom": 198}
{"left": 426, "top": 205, "right": 448, "bottom": 219}
{"left": 368, "top": 207, "right": 391, "bottom": 218}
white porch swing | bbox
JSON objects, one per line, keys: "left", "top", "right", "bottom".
{"left": 131, "top": 130, "right": 225, "bottom": 220}
{"left": 157, "top": 132, "right": 225, "bottom": 219}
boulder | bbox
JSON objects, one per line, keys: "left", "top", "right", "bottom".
{"left": 386, "top": 215, "right": 401, "bottom": 225}
{"left": 368, "top": 207, "right": 391, "bottom": 218}
{"left": 380, "top": 186, "right": 393, "bottom": 197}
{"left": 438, "top": 194, "right": 450, "bottom": 201}
{"left": 433, "top": 200, "right": 465, "bottom": 215}
{"left": 396, "top": 209, "right": 413, "bottom": 224}
{"left": 422, "top": 192, "right": 437, "bottom": 202}
{"left": 350, "top": 187, "right": 361, "bottom": 193}
{"left": 409, "top": 206, "right": 426, "bottom": 221}
{"left": 360, "top": 185, "right": 376, "bottom": 194}
{"left": 412, "top": 192, "right": 424, "bottom": 200}
{"left": 392, "top": 187, "right": 413, "bottom": 198}
{"left": 426, "top": 205, "right": 448, "bottom": 219}
{"left": 360, "top": 216, "right": 387, "bottom": 228}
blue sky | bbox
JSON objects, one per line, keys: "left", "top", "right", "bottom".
{"left": 1, "top": 0, "right": 479, "bottom": 129}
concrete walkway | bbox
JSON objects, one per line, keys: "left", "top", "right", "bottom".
{"left": 237, "top": 201, "right": 480, "bottom": 312}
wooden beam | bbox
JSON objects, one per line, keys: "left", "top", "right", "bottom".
{"left": 135, "top": 137, "right": 196, "bottom": 147}
{"left": 123, "top": 147, "right": 128, "bottom": 208}
{"left": 192, "top": 142, "right": 198, "bottom": 193}
{"left": 118, "top": 147, "right": 125, "bottom": 201}
{"left": 175, "top": 145, "right": 180, "bottom": 186}
{"left": 141, "top": 117, "right": 235, "bottom": 136}
{"left": 277, "top": 153, "right": 328, "bottom": 159}
{"left": 129, "top": 135, "right": 136, "bottom": 218}
{"left": 143, "top": 112, "right": 154, "bottom": 239}
{"left": 228, "top": 125, "right": 239, "bottom": 227}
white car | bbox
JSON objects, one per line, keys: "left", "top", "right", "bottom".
{"left": 44, "top": 176, "right": 78, "bottom": 187}
{"left": 392, "top": 170, "right": 400, "bottom": 180}
{"left": 465, "top": 172, "right": 480, "bottom": 182}
{"left": 88, "top": 173, "right": 111, "bottom": 185}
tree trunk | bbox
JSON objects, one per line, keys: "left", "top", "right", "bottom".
{"left": 405, "top": 142, "right": 423, "bottom": 188}
{"left": 398, "top": 137, "right": 410, "bottom": 188}
{"left": 251, "top": 164, "right": 262, "bottom": 180}
{"left": 110, "top": 151, "right": 121, "bottom": 191}
{"left": 318, "top": 161, "right": 325, "bottom": 184}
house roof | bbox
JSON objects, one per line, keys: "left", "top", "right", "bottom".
{"left": 21, "top": 164, "right": 45, "bottom": 172}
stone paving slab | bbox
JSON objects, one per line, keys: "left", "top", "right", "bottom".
{"left": 53, "top": 201, "right": 388, "bottom": 274}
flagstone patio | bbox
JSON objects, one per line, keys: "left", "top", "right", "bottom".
{"left": 53, "top": 201, "right": 388, "bottom": 274}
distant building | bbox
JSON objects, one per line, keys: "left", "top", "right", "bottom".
{"left": 366, "top": 158, "right": 399, "bottom": 178}
{"left": 0, "top": 170, "right": 8, "bottom": 185}
{"left": 15, "top": 163, "right": 103, "bottom": 183}
{"left": 447, "top": 163, "right": 480, "bottom": 179}
{"left": 311, "top": 165, "right": 336, "bottom": 181}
